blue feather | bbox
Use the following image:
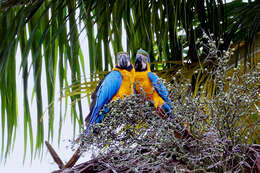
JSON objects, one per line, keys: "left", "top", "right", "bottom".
{"left": 148, "top": 72, "right": 174, "bottom": 117}
{"left": 86, "top": 71, "right": 122, "bottom": 129}
{"left": 148, "top": 72, "right": 170, "bottom": 103}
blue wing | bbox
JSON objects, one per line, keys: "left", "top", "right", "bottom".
{"left": 148, "top": 72, "right": 174, "bottom": 117}
{"left": 85, "top": 71, "right": 122, "bottom": 128}
{"left": 148, "top": 72, "right": 170, "bottom": 103}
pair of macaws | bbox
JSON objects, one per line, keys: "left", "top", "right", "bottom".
{"left": 85, "top": 49, "right": 173, "bottom": 134}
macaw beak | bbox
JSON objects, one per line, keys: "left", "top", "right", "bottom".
{"left": 135, "top": 56, "right": 143, "bottom": 71}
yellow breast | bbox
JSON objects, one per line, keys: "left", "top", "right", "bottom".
{"left": 135, "top": 71, "right": 164, "bottom": 108}
{"left": 111, "top": 67, "right": 135, "bottom": 101}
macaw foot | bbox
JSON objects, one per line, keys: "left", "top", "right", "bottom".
{"left": 85, "top": 128, "right": 90, "bottom": 136}
{"left": 156, "top": 103, "right": 175, "bottom": 119}
{"left": 92, "top": 127, "right": 101, "bottom": 135}
{"left": 162, "top": 103, "right": 175, "bottom": 118}
{"left": 174, "top": 124, "right": 193, "bottom": 139}
{"left": 85, "top": 126, "right": 101, "bottom": 136}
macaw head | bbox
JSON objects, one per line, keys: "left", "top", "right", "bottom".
{"left": 134, "top": 48, "right": 151, "bottom": 72}
{"left": 116, "top": 52, "right": 132, "bottom": 69}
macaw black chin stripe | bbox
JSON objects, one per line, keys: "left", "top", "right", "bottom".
{"left": 115, "top": 64, "right": 133, "bottom": 72}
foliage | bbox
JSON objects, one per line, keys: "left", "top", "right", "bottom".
{"left": 0, "top": 0, "right": 260, "bottom": 159}
{"left": 72, "top": 35, "right": 260, "bottom": 172}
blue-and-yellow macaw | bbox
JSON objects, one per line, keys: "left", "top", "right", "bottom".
{"left": 134, "top": 49, "right": 173, "bottom": 118}
{"left": 85, "top": 52, "right": 135, "bottom": 134}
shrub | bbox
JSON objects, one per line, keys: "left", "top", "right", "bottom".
{"left": 74, "top": 34, "right": 260, "bottom": 172}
